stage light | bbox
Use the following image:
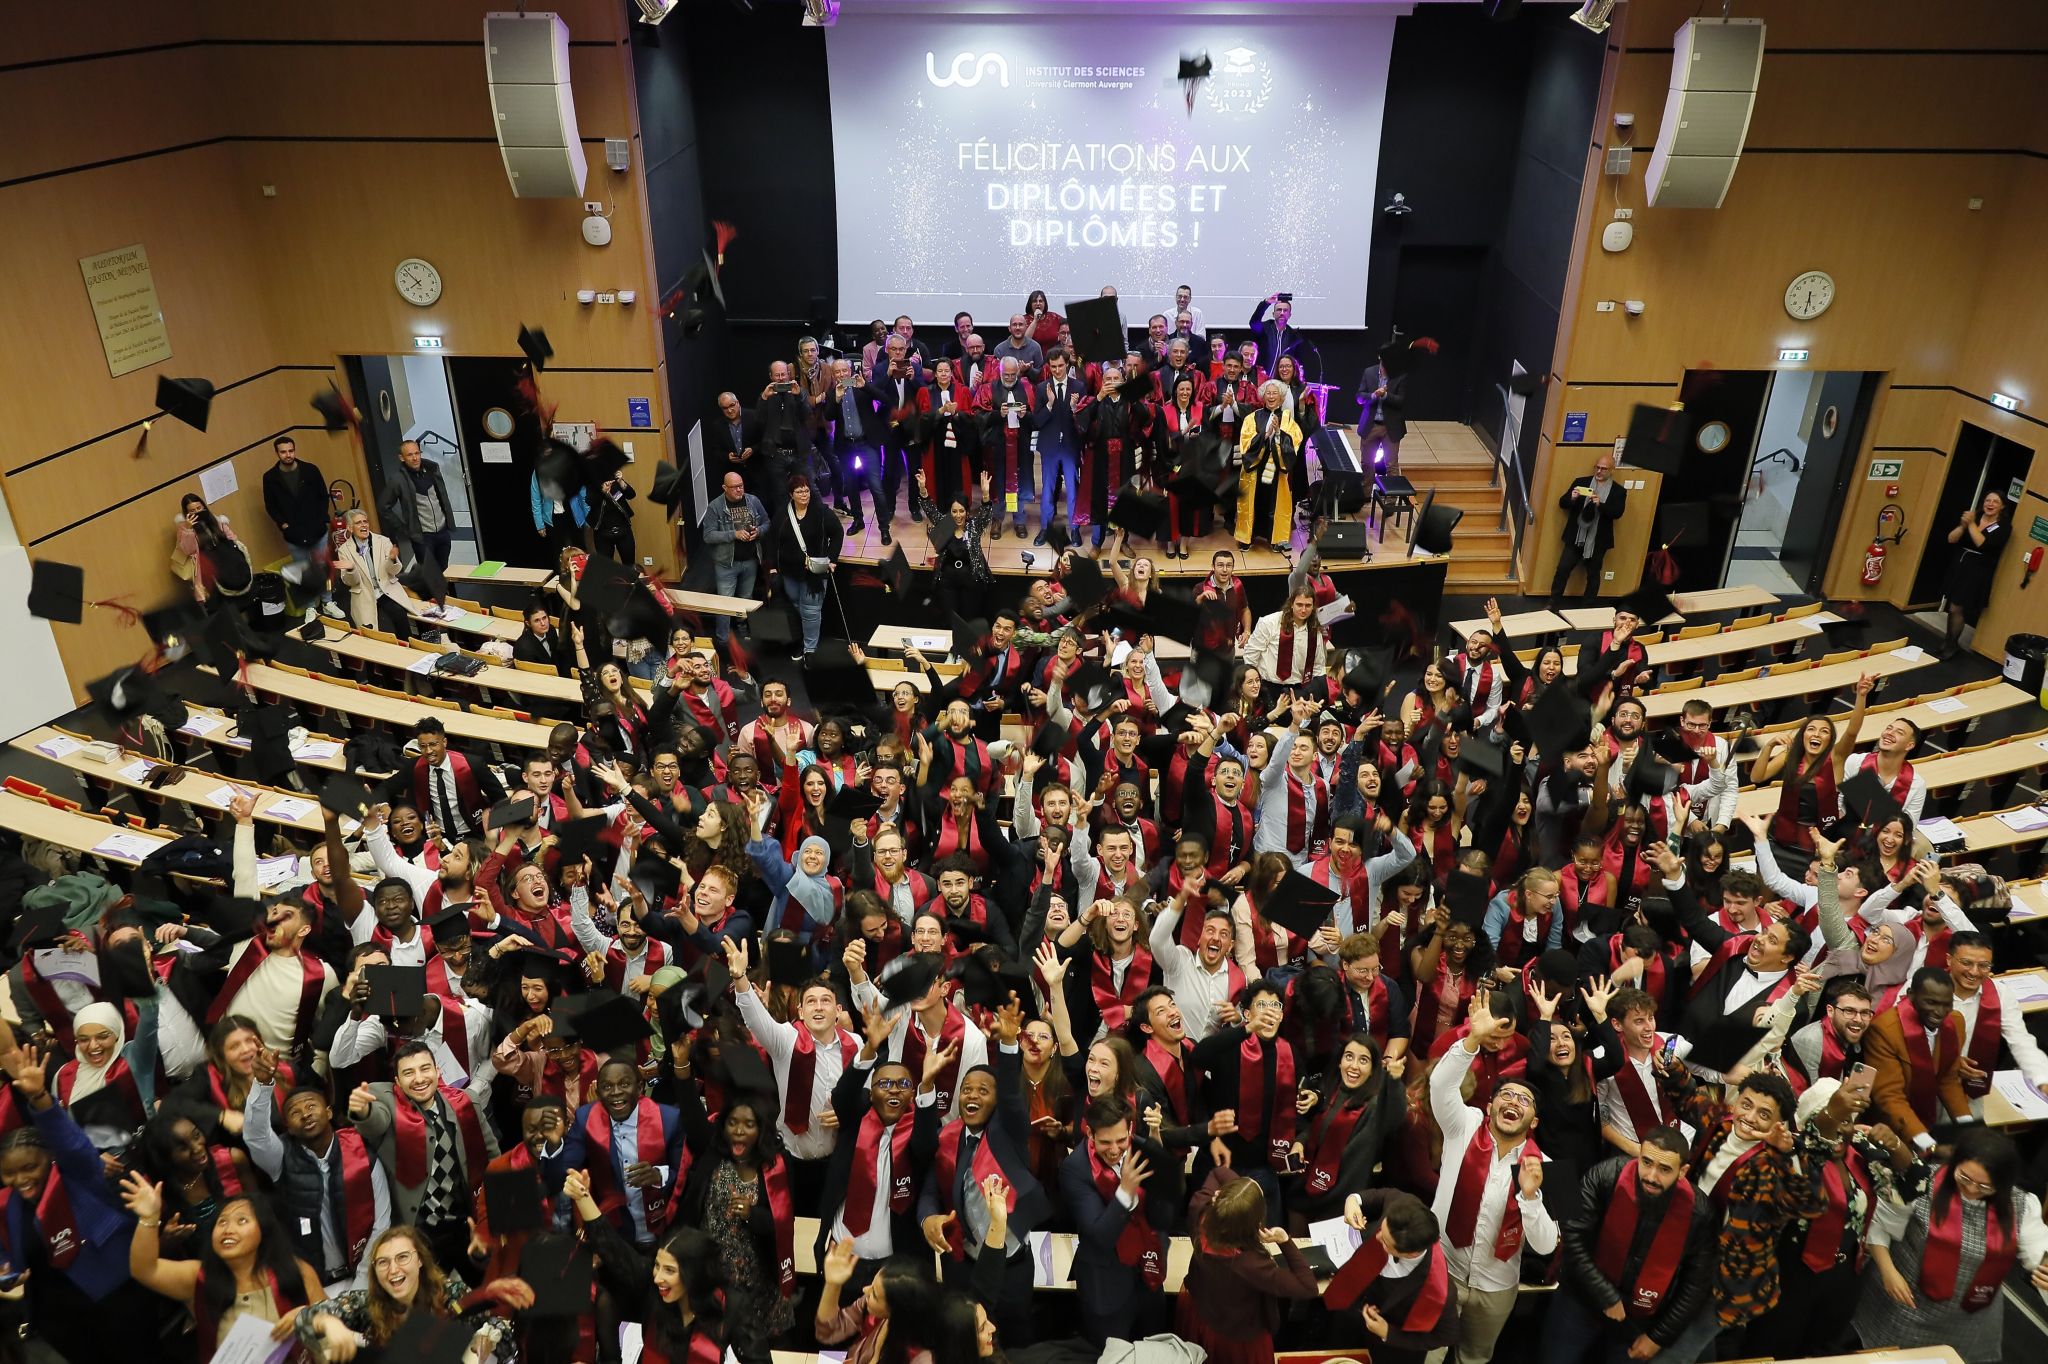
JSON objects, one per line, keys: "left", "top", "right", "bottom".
{"left": 634, "top": 0, "right": 679, "bottom": 24}
{"left": 1570, "top": 0, "right": 1617, "bottom": 34}
{"left": 1374, "top": 444, "right": 1386, "bottom": 467}
{"left": 802, "top": 0, "right": 839, "bottom": 26}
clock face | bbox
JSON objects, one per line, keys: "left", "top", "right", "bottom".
{"left": 1784, "top": 270, "right": 1834, "bottom": 320}
{"left": 1695, "top": 420, "right": 1731, "bottom": 454}
{"left": 395, "top": 257, "right": 442, "bottom": 307}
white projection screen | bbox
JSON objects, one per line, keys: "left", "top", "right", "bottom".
{"left": 824, "top": 11, "right": 1395, "bottom": 330}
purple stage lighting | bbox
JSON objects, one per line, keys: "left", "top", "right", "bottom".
{"left": 1374, "top": 444, "right": 1387, "bottom": 467}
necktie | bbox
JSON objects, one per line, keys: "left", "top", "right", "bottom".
{"left": 435, "top": 765, "right": 458, "bottom": 834}
{"left": 1055, "top": 382, "right": 1064, "bottom": 406}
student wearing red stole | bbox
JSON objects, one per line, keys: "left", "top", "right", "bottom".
{"left": 848, "top": 949, "right": 989, "bottom": 1123}
{"left": 1852, "top": 1128, "right": 2048, "bottom": 1363}
{"left": 123, "top": 1169, "right": 324, "bottom": 1363}
{"left": 1428, "top": 1000, "right": 1557, "bottom": 1364}
{"left": 1749, "top": 674, "right": 1872, "bottom": 865}
{"left": 0, "top": 1048, "right": 163, "bottom": 1363}
{"left": 728, "top": 937, "right": 857, "bottom": 1208}
{"left": 1175, "top": 1168, "right": 1320, "bottom": 1364}
{"left": 554, "top": 1058, "right": 686, "bottom": 1252}
{"left": 351, "top": 1041, "right": 501, "bottom": 1274}
{"left": 1597, "top": 987, "right": 1685, "bottom": 1158}
{"left": 1786, "top": 978, "right": 1875, "bottom": 1087}
{"left": 1188, "top": 981, "right": 1297, "bottom": 1203}
{"left": 1864, "top": 967, "right": 1972, "bottom": 1152}
{"left": 1546, "top": 1130, "right": 1716, "bottom": 1364}
{"left": 243, "top": 1076, "right": 390, "bottom": 1294}
{"left": 1286, "top": 1035, "right": 1409, "bottom": 1235}
{"left": 569, "top": 1171, "right": 731, "bottom": 1364}
{"left": 1058, "top": 1093, "right": 1183, "bottom": 1345}
{"left": 1053, "top": 896, "right": 1157, "bottom": 1052}
{"left": 1318, "top": 1190, "right": 1460, "bottom": 1364}
{"left": 1944, "top": 932, "right": 2048, "bottom": 1113}
{"left": 165, "top": 897, "right": 336, "bottom": 1084}
{"left": 52, "top": 1002, "right": 146, "bottom": 1155}
{"left": 816, "top": 1002, "right": 946, "bottom": 1281}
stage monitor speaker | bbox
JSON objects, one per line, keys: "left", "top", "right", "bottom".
{"left": 1644, "top": 17, "right": 1765, "bottom": 209}
{"left": 485, "top": 12, "right": 587, "bottom": 199}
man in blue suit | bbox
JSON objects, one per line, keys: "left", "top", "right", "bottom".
{"left": 1059, "top": 1093, "right": 1182, "bottom": 1345}
{"left": 551, "top": 1058, "right": 686, "bottom": 1252}
{"left": 1030, "top": 351, "right": 1086, "bottom": 543}
{"left": 1249, "top": 292, "right": 1299, "bottom": 366}
{"left": 1, "top": 1048, "right": 141, "bottom": 1359}
{"left": 916, "top": 996, "right": 1049, "bottom": 1344}
{"left": 867, "top": 337, "right": 925, "bottom": 527}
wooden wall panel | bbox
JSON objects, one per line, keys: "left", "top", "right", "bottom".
{"left": 1618, "top": 0, "right": 2048, "bottom": 54}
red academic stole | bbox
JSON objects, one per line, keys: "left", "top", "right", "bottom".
{"left": 1607, "top": 940, "right": 1666, "bottom": 1010}
{"left": 1816, "top": 1019, "right": 1855, "bottom": 1080}
{"left": 206, "top": 939, "right": 326, "bottom": 1045}
{"left": 932, "top": 808, "right": 986, "bottom": 865}
{"left": 1595, "top": 1163, "right": 1694, "bottom": 1315}
{"left": 933, "top": 1122, "right": 1011, "bottom": 1256}
{"left": 1495, "top": 890, "right": 1553, "bottom": 968}
{"left": 682, "top": 680, "right": 738, "bottom": 742}
{"left": 1920, "top": 1169, "right": 2018, "bottom": 1311}
{"left": 1284, "top": 768, "right": 1332, "bottom": 857}
{"left": 1086, "top": 1140, "right": 1164, "bottom": 1287}
{"left": 371, "top": 922, "right": 435, "bottom": 960}
{"left": 328, "top": 1127, "right": 378, "bottom": 1268}
{"left": 1236, "top": 1032, "right": 1298, "bottom": 1169}
{"left": 1275, "top": 621, "right": 1320, "bottom": 683}
{"left": 1563, "top": 872, "right": 1607, "bottom": 941}
{"left": 784, "top": 1027, "right": 858, "bottom": 1135}
{"left": 391, "top": 1084, "right": 488, "bottom": 1199}
{"left": 1446, "top": 1124, "right": 1542, "bottom": 1260}
{"left": 1686, "top": 935, "right": 1794, "bottom": 1005}
{"left": 1144, "top": 1038, "right": 1194, "bottom": 1123}
{"left": 760, "top": 1156, "right": 796, "bottom": 1296}
{"left": 1462, "top": 655, "right": 1496, "bottom": 713}
{"left": 603, "top": 937, "right": 669, "bottom": 993}
{"left": 1898, "top": 997, "right": 1962, "bottom": 1123}
{"left": 1769, "top": 757, "right": 1838, "bottom": 850}
{"left": 1801, "top": 1143, "right": 1873, "bottom": 1272}
{"left": 1612, "top": 1054, "right": 1669, "bottom": 1139}
{"left": 900, "top": 1008, "right": 968, "bottom": 1114}
{"left": 1324, "top": 1235, "right": 1450, "bottom": 1331}
{"left": 56, "top": 1053, "right": 148, "bottom": 1132}
{"left": 1303, "top": 1096, "right": 1371, "bottom": 1196}
{"left": 584, "top": 1097, "right": 673, "bottom": 1233}
{"left": 1346, "top": 973, "right": 1391, "bottom": 1050}
{"left": 1961, "top": 982, "right": 2002, "bottom": 1099}
{"left": 840, "top": 1109, "right": 916, "bottom": 1235}
{"left": 1090, "top": 946, "right": 1153, "bottom": 1034}
{"left": 0, "top": 1166, "right": 84, "bottom": 1269}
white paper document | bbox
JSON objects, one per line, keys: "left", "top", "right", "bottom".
{"left": 1889, "top": 645, "right": 1926, "bottom": 662}
{"left": 408, "top": 654, "right": 439, "bottom": 675}
{"left": 1306, "top": 1215, "right": 1363, "bottom": 1269}
{"left": 1924, "top": 696, "right": 1968, "bottom": 715}
{"left": 1992, "top": 1069, "right": 2048, "bottom": 1121}
{"left": 179, "top": 711, "right": 225, "bottom": 736}
{"left": 32, "top": 734, "right": 81, "bottom": 759}
{"left": 205, "top": 784, "right": 254, "bottom": 810}
{"left": 89, "top": 831, "right": 160, "bottom": 862}
{"left": 1993, "top": 806, "right": 2048, "bottom": 833}
{"left": 210, "top": 1312, "right": 295, "bottom": 1364}
{"left": 266, "top": 797, "right": 317, "bottom": 822}
{"left": 292, "top": 740, "right": 343, "bottom": 761}
{"left": 1996, "top": 972, "right": 2048, "bottom": 1006}
{"left": 115, "top": 760, "right": 156, "bottom": 784}
{"left": 1917, "top": 815, "right": 1964, "bottom": 843}
{"left": 30, "top": 948, "right": 99, "bottom": 985}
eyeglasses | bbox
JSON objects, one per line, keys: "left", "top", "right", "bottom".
{"left": 872, "top": 1076, "right": 913, "bottom": 1091}
{"left": 1830, "top": 1005, "right": 1874, "bottom": 1020}
{"left": 1953, "top": 1169, "right": 1996, "bottom": 1194}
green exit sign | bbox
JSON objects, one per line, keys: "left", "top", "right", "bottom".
{"left": 1867, "top": 459, "right": 1903, "bottom": 481}
{"left": 2032, "top": 515, "right": 2048, "bottom": 545}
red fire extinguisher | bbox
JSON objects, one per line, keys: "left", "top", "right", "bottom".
{"left": 1864, "top": 503, "right": 1906, "bottom": 585}
{"left": 1863, "top": 540, "right": 1886, "bottom": 585}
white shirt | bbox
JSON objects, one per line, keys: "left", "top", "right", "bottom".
{"left": 844, "top": 983, "right": 989, "bottom": 1122}
{"left": 1597, "top": 1049, "right": 1672, "bottom": 1146}
{"left": 736, "top": 986, "right": 847, "bottom": 1161}
{"left": 1956, "top": 981, "right": 2048, "bottom": 1112}
{"left": 221, "top": 941, "right": 337, "bottom": 1054}
{"left": 1428, "top": 1040, "right": 1557, "bottom": 1291}
{"left": 1149, "top": 906, "right": 1235, "bottom": 1044}
{"left": 828, "top": 1056, "right": 938, "bottom": 1259}
{"left": 422, "top": 756, "right": 476, "bottom": 838}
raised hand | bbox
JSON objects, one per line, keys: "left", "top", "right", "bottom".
{"left": 1117, "top": 1149, "right": 1152, "bottom": 1197}
{"left": 119, "top": 1172, "right": 163, "bottom": 1220}
{"left": 822, "top": 1238, "right": 859, "bottom": 1287}
{"left": 1033, "top": 939, "right": 1068, "bottom": 986}
{"left": 1518, "top": 1154, "right": 1544, "bottom": 1198}
{"left": 921, "top": 1039, "right": 959, "bottom": 1089}
{"left": 349, "top": 1083, "right": 375, "bottom": 1120}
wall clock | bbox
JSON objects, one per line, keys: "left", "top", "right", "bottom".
{"left": 1784, "top": 270, "right": 1834, "bottom": 320}
{"left": 1695, "top": 420, "right": 1732, "bottom": 454}
{"left": 482, "top": 407, "right": 516, "bottom": 439}
{"left": 395, "top": 257, "right": 443, "bottom": 307}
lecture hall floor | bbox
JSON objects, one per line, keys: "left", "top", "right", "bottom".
{"left": 837, "top": 420, "right": 1521, "bottom": 589}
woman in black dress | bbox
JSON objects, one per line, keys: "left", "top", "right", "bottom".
{"left": 1938, "top": 488, "right": 2009, "bottom": 658}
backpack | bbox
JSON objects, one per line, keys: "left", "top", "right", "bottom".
{"left": 1941, "top": 861, "right": 2011, "bottom": 924}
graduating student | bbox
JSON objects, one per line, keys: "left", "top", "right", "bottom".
{"left": 349, "top": 1040, "right": 501, "bottom": 1273}
{"left": 815, "top": 997, "right": 946, "bottom": 1275}
{"left": 1060, "top": 1093, "right": 1183, "bottom": 1345}
{"left": 1319, "top": 1190, "right": 1461, "bottom": 1364}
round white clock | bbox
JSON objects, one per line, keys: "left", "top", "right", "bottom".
{"left": 1784, "top": 270, "right": 1834, "bottom": 320}
{"left": 394, "top": 257, "right": 443, "bottom": 307}
{"left": 1696, "top": 420, "right": 1731, "bottom": 454}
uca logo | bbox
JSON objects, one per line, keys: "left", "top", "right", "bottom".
{"left": 926, "top": 51, "right": 1010, "bottom": 88}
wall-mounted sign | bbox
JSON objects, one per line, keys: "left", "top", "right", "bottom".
{"left": 628, "top": 396, "right": 653, "bottom": 428}
{"left": 2030, "top": 516, "right": 2048, "bottom": 545}
{"left": 79, "top": 243, "right": 171, "bottom": 378}
{"left": 1867, "top": 459, "right": 1903, "bottom": 481}
{"left": 1562, "top": 411, "right": 1588, "bottom": 442}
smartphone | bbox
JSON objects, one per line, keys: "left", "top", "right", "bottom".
{"left": 1277, "top": 292, "right": 1294, "bottom": 303}
{"left": 774, "top": 381, "right": 796, "bottom": 394}
{"left": 1660, "top": 1035, "right": 1679, "bottom": 1062}
{"left": 1849, "top": 1062, "right": 1876, "bottom": 1082}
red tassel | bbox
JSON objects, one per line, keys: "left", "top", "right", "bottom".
{"left": 513, "top": 371, "right": 558, "bottom": 428}
{"left": 713, "top": 220, "right": 737, "bottom": 265}
{"left": 1412, "top": 337, "right": 1441, "bottom": 355}
{"left": 89, "top": 597, "right": 141, "bottom": 628}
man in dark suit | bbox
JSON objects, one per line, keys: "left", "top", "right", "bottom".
{"left": 757, "top": 362, "right": 813, "bottom": 516}
{"left": 512, "top": 603, "right": 571, "bottom": 676}
{"left": 706, "top": 391, "right": 763, "bottom": 498}
{"left": 1060, "top": 1093, "right": 1182, "bottom": 1345}
{"left": 410, "top": 716, "right": 507, "bottom": 842}
{"left": 867, "top": 337, "right": 923, "bottom": 525}
{"left": 815, "top": 1014, "right": 943, "bottom": 1283}
{"left": 1248, "top": 292, "right": 1299, "bottom": 365}
{"left": 1029, "top": 351, "right": 1086, "bottom": 542}
{"left": 824, "top": 357, "right": 888, "bottom": 542}
{"left": 1552, "top": 453, "right": 1628, "bottom": 603}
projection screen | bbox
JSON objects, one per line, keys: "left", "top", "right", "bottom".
{"left": 824, "top": 12, "right": 1395, "bottom": 330}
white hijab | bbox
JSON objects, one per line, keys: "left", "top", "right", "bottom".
{"left": 65, "top": 1001, "right": 128, "bottom": 1103}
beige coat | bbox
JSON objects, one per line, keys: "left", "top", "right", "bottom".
{"left": 334, "top": 530, "right": 403, "bottom": 628}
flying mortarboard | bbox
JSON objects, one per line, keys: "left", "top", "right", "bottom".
{"left": 535, "top": 440, "right": 582, "bottom": 504}
{"left": 26, "top": 560, "right": 86, "bottom": 624}
{"left": 825, "top": 782, "right": 883, "bottom": 821}
{"left": 1838, "top": 767, "right": 1905, "bottom": 830}
{"left": 717, "top": 1016, "right": 777, "bottom": 1095}
{"left": 518, "top": 1234, "right": 594, "bottom": 1319}
{"left": 1620, "top": 405, "right": 1688, "bottom": 476}
{"left": 1258, "top": 869, "right": 1340, "bottom": 940}
{"left": 1061, "top": 557, "right": 1111, "bottom": 617}
{"left": 1616, "top": 585, "right": 1678, "bottom": 628}
{"left": 1065, "top": 296, "right": 1127, "bottom": 365}
{"left": 1409, "top": 498, "right": 1463, "bottom": 557}
{"left": 1343, "top": 645, "right": 1395, "bottom": 707}
{"left": 1067, "top": 659, "right": 1115, "bottom": 712}
{"left": 154, "top": 376, "right": 215, "bottom": 432}
{"left": 1041, "top": 521, "right": 1074, "bottom": 556}
{"left": 879, "top": 544, "right": 915, "bottom": 601}
{"left": 765, "top": 935, "right": 812, "bottom": 989}
{"left": 1108, "top": 488, "right": 1169, "bottom": 540}
{"left": 564, "top": 991, "right": 654, "bottom": 1053}
{"left": 318, "top": 773, "right": 375, "bottom": 821}
{"left": 649, "top": 460, "right": 684, "bottom": 507}
{"left": 1683, "top": 1016, "right": 1767, "bottom": 1074}
{"left": 552, "top": 814, "right": 611, "bottom": 865}
{"left": 629, "top": 854, "right": 682, "bottom": 906}
{"left": 7, "top": 902, "right": 71, "bottom": 952}
{"left": 488, "top": 796, "right": 538, "bottom": 830}
{"left": 583, "top": 438, "right": 631, "bottom": 490}
{"left": 1624, "top": 754, "right": 1682, "bottom": 803}
{"left": 1648, "top": 728, "right": 1700, "bottom": 768}
{"left": 87, "top": 665, "right": 184, "bottom": 731}
{"left": 361, "top": 964, "right": 426, "bottom": 1019}
{"left": 388, "top": 1301, "right": 482, "bottom": 1364}
{"left": 953, "top": 952, "right": 1034, "bottom": 1013}
{"left": 483, "top": 1167, "right": 546, "bottom": 1234}
{"left": 311, "top": 383, "right": 356, "bottom": 432}
{"left": 1444, "top": 870, "right": 1491, "bottom": 929}
{"left": 1456, "top": 736, "right": 1507, "bottom": 781}
{"left": 1525, "top": 684, "right": 1594, "bottom": 760}
{"left": 578, "top": 553, "right": 670, "bottom": 644}
{"left": 877, "top": 954, "right": 941, "bottom": 1009}
{"left": 517, "top": 325, "right": 555, "bottom": 372}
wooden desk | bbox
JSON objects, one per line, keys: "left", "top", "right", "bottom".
{"left": 0, "top": 790, "right": 173, "bottom": 864}
{"left": 14, "top": 728, "right": 332, "bottom": 837}
{"left": 1562, "top": 586, "right": 1780, "bottom": 630}
{"left": 1552, "top": 612, "right": 1840, "bottom": 675}
{"left": 1643, "top": 648, "right": 1934, "bottom": 720}
{"left": 445, "top": 563, "right": 554, "bottom": 586}
{"left": 1947, "top": 804, "right": 2048, "bottom": 856}
{"left": 1732, "top": 728, "right": 2048, "bottom": 820}
{"left": 867, "top": 624, "right": 955, "bottom": 653}
{"left": 173, "top": 705, "right": 350, "bottom": 773}
{"left": 411, "top": 600, "right": 521, "bottom": 643}
{"left": 313, "top": 630, "right": 580, "bottom": 705}
{"left": 1994, "top": 967, "right": 2048, "bottom": 1015}
{"left": 215, "top": 663, "right": 558, "bottom": 750}
{"left": 2008, "top": 878, "right": 2048, "bottom": 924}
{"left": 1452, "top": 609, "right": 1570, "bottom": 639}
{"left": 664, "top": 587, "right": 762, "bottom": 619}
{"left": 865, "top": 662, "right": 965, "bottom": 694}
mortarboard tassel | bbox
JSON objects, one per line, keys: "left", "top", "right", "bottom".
{"left": 712, "top": 220, "right": 737, "bottom": 267}
{"left": 1412, "top": 337, "right": 1441, "bottom": 355}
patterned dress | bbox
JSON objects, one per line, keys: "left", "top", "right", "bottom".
{"left": 1851, "top": 1186, "right": 2047, "bottom": 1363}
{"left": 1681, "top": 1096, "right": 1826, "bottom": 1328}
{"left": 706, "top": 1160, "right": 795, "bottom": 1357}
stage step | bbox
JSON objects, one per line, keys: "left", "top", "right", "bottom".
{"left": 1402, "top": 462, "right": 1499, "bottom": 487}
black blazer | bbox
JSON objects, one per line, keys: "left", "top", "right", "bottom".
{"left": 513, "top": 626, "right": 572, "bottom": 676}
{"left": 814, "top": 1052, "right": 942, "bottom": 1258}
{"left": 913, "top": 1043, "right": 1051, "bottom": 1240}
{"left": 1558, "top": 476, "right": 1628, "bottom": 555}
{"left": 1058, "top": 1129, "right": 1182, "bottom": 1321}
{"left": 706, "top": 408, "right": 764, "bottom": 468}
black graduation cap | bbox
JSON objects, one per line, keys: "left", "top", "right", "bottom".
{"left": 361, "top": 964, "right": 426, "bottom": 1019}
{"left": 579, "top": 554, "right": 670, "bottom": 644}
{"left": 583, "top": 439, "right": 631, "bottom": 492}
{"left": 311, "top": 383, "right": 355, "bottom": 432}
{"left": 1042, "top": 521, "right": 1074, "bottom": 556}
{"left": 535, "top": 440, "right": 582, "bottom": 504}
{"left": 877, "top": 954, "right": 941, "bottom": 1008}
{"left": 1065, "top": 297, "right": 1127, "bottom": 365}
{"left": 953, "top": 952, "right": 1033, "bottom": 1012}
{"left": 1030, "top": 717, "right": 1073, "bottom": 760}
{"left": 400, "top": 553, "right": 448, "bottom": 603}
{"left": 86, "top": 665, "right": 184, "bottom": 731}
{"left": 518, "top": 1233, "right": 594, "bottom": 1318}
{"left": 1325, "top": 604, "right": 1393, "bottom": 650}
{"left": 880, "top": 543, "right": 915, "bottom": 600}
{"left": 1648, "top": 728, "right": 1699, "bottom": 768}
{"left": 1625, "top": 754, "right": 1681, "bottom": 803}
{"left": 237, "top": 700, "right": 297, "bottom": 785}
{"left": 143, "top": 600, "right": 209, "bottom": 663}
{"left": 1456, "top": 736, "right": 1506, "bottom": 781}
{"left": 1444, "top": 870, "right": 1491, "bottom": 929}
{"left": 1500, "top": 702, "right": 1532, "bottom": 747}
{"left": 1684, "top": 1016, "right": 1767, "bottom": 1073}
{"left": 1166, "top": 431, "right": 1235, "bottom": 508}
{"left": 765, "top": 935, "right": 812, "bottom": 989}
{"left": 1376, "top": 331, "right": 1420, "bottom": 379}
{"left": 1068, "top": 660, "right": 1114, "bottom": 711}
{"left": 1260, "top": 869, "right": 1340, "bottom": 940}
{"left": 199, "top": 895, "right": 267, "bottom": 942}
{"left": 426, "top": 906, "right": 473, "bottom": 942}
{"left": 1185, "top": 641, "right": 1237, "bottom": 707}
{"left": 319, "top": 773, "right": 375, "bottom": 822}
{"left": 1654, "top": 500, "right": 1710, "bottom": 550}
{"left": 1109, "top": 489, "right": 1169, "bottom": 540}
{"left": 826, "top": 783, "right": 883, "bottom": 820}
{"left": 928, "top": 511, "right": 958, "bottom": 553}
{"left": 1410, "top": 499, "right": 1463, "bottom": 556}
{"left": 1343, "top": 646, "right": 1396, "bottom": 708}
{"left": 483, "top": 1167, "right": 546, "bottom": 1234}
{"left": 1062, "top": 557, "right": 1110, "bottom": 616}
{"left": 387, "top": 1300, "right": 480, "bottom": 1364}
{"left": 1177, "top": 52, "right": 1213, "bottom": 81}
{"left": 1525, "top": 684, "right": 1593, "bottom": 759}
{"left": 1621, "top": 405, "right": 1688, "bottom": 475}
{"left": 154, "top": 376, "right": 215, "bottom": 432}
{"left": 1617, "top": 585, "right": 1677, "bottom": 628}
{"left": 628, "top": 854, "right": 681, "bottom": 906}
{"left": 518, "top": 325, "right": 555, "bottom": 372}
{"left": 1839, "top": 767, "right": 1905, "bottom": 829}
{"left": 1814, "top": 614, "right": 1873, "bottom": 647}
{"left": 565, "top": 991, "right": 654, "bottom": 1053}
{"left": 553, "top": 814, "right": 610, "bottom": 864}
{"left": 488, "top": 795, "right": 538, "bottom": 829}
{"left": 7, "top": 902, "right": 71, "bottom": 951}
{"left": 26, "top": 560, "right": 85, "bottom": 624}
{"left": 649, "top": 460, "right": 684, "bottom": 507}
{"left": 717, "top": 1018, "right": 777, "bottom": 1096}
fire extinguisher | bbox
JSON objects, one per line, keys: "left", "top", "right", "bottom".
{"left": 1864, "top": 502, "right": 1907, "bottom": 585}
